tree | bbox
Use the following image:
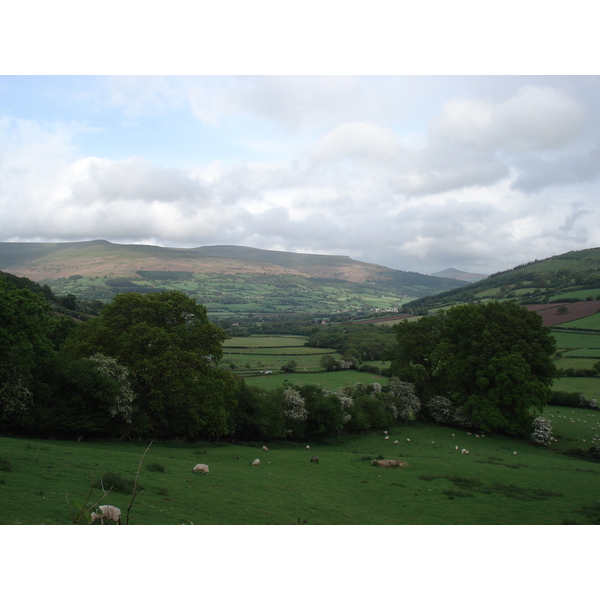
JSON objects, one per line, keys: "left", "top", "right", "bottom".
{"left": 63, "top": 291, "right": 235, "bottom": 438}
{"left": 391, "top": 302, "right": 557, "bottom": 435}
{"left": 0, "top": 275, "right": 56, "bottom": 422}
{"left": 281, "top": 360, "right": 298, "bottom": 373}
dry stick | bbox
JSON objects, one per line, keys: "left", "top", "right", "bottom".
{"left": 66, "top": 468, "right": 114, "bottom": 525}
{"left": 125, "top": 440, "right": 153, "bottom": 525}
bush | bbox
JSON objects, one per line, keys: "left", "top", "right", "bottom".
{"left": 92, "top": 471, "right": 144, "bottom": 495}
{"left": 531, "top": 416, "right": 554, "bottom": 446}
{"left": 146, "top": 461, "right": 166, "bottom": 473}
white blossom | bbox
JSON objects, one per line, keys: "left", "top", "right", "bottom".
{"left": 283, "top": 387, "right": 308, "bottom": 421}
{"left": 531, "top": 416, "right": 553, "bottom": 446}
{"left": 88, "top": 354, "right": 135, "bottom": 423}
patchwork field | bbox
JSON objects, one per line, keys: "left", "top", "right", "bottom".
{"left": 1, "top": 410, "right": 599, "bottom": 525}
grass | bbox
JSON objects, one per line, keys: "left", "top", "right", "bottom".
{"left": 1, "top": 413, "right": 599, "bottom": 525}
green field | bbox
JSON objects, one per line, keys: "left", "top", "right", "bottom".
{"left": 1, "top": 411, "right": 599, "bottom": 525}
{"left": 246, "top": 369, "right": 390, "bottom": 390}
{"left": 553, "top": 377, "right": 600, "bottom": 399}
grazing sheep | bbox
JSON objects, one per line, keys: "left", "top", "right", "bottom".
{"left": 461, "top": 449, "right": 468, "bottom": 454}
{"left": 305, "top": 445, "right": 310, "bottom": 450}
{"left": 394, "top": 440, "right": 399, "bottom": 444}
{"left": 262, "top": 445, "right": 269, "bottom": 452}
{"left": 455, "top": 446, "right": 459, "bottom": 450}
{"left": 91, "top": 505, "right": 121, "bottom": 525}
{"left": 310, "top": 456, "right": 319, "bottom": 463}
{"left": 513, "top": 451, "right": 517, "bottom": 455}
{"left": 406, "top": 438, "right": 410, "bottom": 442}
{"left": 384, "top": 436, "right": 389, "bottom": 440}
{"left": 383, "top": 431, "right": 388, "bottom": 435}
{"left": 252, "top": 459, "right": 260, "bottom": 466}
{"left": 192, "top": 463, "right": 209, "bottom": 475}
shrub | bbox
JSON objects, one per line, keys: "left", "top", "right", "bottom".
{"left": 531, "top": 416, "right": 553, "bottom": 446}
{"left": 146, "top": 461, "right": 166, "bottom": 473}
{"left": 425, "top": 395, "right": 454, "bottom": 424}
{"left": 92, "top": 471, "right": 144, "bottom": 495}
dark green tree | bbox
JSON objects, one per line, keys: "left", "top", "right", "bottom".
{"left": 0, "top": 275, "right": 56, "bottom": 422}
{"left": 391, "top": 302, "right": 557, "bottom": 435}
{"left": 63, "top": 291, "right": 235, "bottom": 438}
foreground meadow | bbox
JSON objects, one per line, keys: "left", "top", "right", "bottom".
{"left": 2, "top": 411, "right": 599, "bottom": 525}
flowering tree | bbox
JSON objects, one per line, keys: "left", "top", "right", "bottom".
{"left": 389, "top": 377, "right": 421, "bottom": 421}
{"left": 425, "top": 395, "right": 454, "bottom": 424}
{"left": 531, "top": 416, "right": 554, "bottom": 446}
{"left": 88, "top": 354, "right": 135, "bottom": 423}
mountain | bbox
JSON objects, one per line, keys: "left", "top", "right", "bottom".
{"left": 430, "top": 268, "right": 487, "bottom": 282}
{"left": 0, "top": 240, "right": 468, "bottom": 318}
{"left": 405, "top": 247, "right": 600, "bottom": 314}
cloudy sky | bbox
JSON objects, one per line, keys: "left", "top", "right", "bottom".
{"left": 1, "top": 4, "right": 598, "bottom": 276}
{"left": 2, "top": 74, "right": 599, "bottom": 275}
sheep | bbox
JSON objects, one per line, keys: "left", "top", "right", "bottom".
{"left": 310, "top": 456, "right": 319, "bottom": 463}
{"left": 91, "top": 505, "right": 121, "bottom": 525}
{"left": 461, "top": 449, "right": 468, "bottom": 454}
{"left": 262, "top": 445, "right": 269, "bottom": 452}
{"left": 383, "top": 431, "right": 388, "bottom": 435}
{"left": 513, "top": 451, "right": 517, "bottom": 455}
{"left": 192, "top": 463, "right": 209, "bottom": 475}
{"left": 406, "top": 438, "right": 410, "bottom": 442}
{"left": 305, "top": 445, "right": 310, "bottom": 450}
{"left": 252, "top": 459, "right": 260, "bottom": 466}
{"left": 394, "top": 440, "right": 399, "bottom": 445}
{"left": 384, "top": 436, "right": 389, "bottom": 440}
{"left": 455, "top": 446, "right": 459, "bottom": 450}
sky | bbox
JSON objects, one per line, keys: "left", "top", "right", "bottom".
{"left": 1, "top": 5, "right": 599, "bottom": 279}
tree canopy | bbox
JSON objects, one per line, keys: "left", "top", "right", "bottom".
{"left": 63, "top": 291, "right": 236, "bottom": 438}
{"left": 391, "top": 302, "right": 557, "bottom": 435}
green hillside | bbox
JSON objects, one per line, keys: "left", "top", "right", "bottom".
{"left": 405, "top": 247, "right": 600, "bottom": 314}
{"left": 0, "top": 240, "right": 467, "bottom": 320}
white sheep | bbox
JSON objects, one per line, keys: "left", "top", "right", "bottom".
{"left": 262, "top": 445, "right": 269, "bottom": 452}
{"left": 455, "top": 446, "right": 459, "bottom": 450}
{"left": 394, "top": 440, "right": 399, "bottom": 445}
{"left": 406, "top": 438, "right": 410, "bottom": 442}
{"left": 513, "top": 451, "right": 517, "bottom": 455}
{"left": 461, "top": 449, "right": 468, "bottom": 454}
{"left": 252, "top": 459, "right": 260, "bottom": 466}
{"left": 91, "top": 505, "right": 121, "bottom": 524}
{"left": 192, "top": 463, "right": 209, "bottom": 475}
{"left": 384, "top": 436, "right": 389, "bottom": 440}
{"left": 305, "top": 445, "right": 310, "bottom": 450}
{"left": 383, "top": 431, "right": 388, "bottom": 435}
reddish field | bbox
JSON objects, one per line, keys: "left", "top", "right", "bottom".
{"left": 523, "top": 300, "right": 600, "bottom": 327}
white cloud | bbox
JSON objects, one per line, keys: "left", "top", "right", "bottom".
{"left": 2, "top": 77, "right": 600, "bottom": 276}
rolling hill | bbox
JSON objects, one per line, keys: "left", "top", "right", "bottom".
{"left": 405, "top": 247, "right": 600, "bottom": 316}
{"left": 0, "top": 240, "right": 467, "bottom": 319}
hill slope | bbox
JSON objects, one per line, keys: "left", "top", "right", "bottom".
{"left": 0, "top": 240, "right": 467, "bottom": 318}
{"left": 405, "top": 247, "right": 600, "bottom": 314}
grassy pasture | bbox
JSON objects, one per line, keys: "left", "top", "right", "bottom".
{"left": 223, "top": 336, "right": 308, "bottom": 348}
{"left": 553, "top": 377, "right": 600, "bottom": 399}
{"left": 246, "top": 369, "right": 390, "bottom": 390}
{"left": 558, "top": 311, "right": 600, "bottom": 329}
{"left": 1, "top": 415, "right": 599, "bottom": 525}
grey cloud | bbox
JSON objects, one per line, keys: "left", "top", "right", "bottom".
{"left": 511, "top": 144, "right": 600, "bottom": 192}
{"left": 68, "top": 157, "right": 209, "bottom": 208}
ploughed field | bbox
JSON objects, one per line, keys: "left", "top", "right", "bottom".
{"left": 1, "top": 410, "right": 599, "bottom": 525}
